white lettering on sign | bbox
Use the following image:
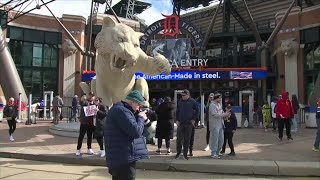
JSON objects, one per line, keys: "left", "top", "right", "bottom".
{"left": 202, "top": 72, "right": 220, "bottom": 79}
{"left": 169, "top": 58, "right": 208, "bottom": 68}
{"left": 83, "top": 105, "right": 97, "bottom": 117}
{"left": 135, "top": 72, "right": 222, "bottom": 80}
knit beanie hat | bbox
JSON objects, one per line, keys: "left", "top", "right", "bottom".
{"left": 126, "top": 90, "right": 145, "bottom": 105}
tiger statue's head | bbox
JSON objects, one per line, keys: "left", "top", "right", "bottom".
{"left": 280, "top": 38, "right": 299, "bottom": 57}
{"left": 95, "top": 17, "right": 144, "bottom": 72}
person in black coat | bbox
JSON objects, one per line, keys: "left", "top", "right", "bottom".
{"left": 94, "top": 97, "right": 108, "bottom": 158}
{"left": 3, "top": 97, "right": 18, "bottom": 141}
{"left": 221, "top": 104, "right": 237, "bottom": 156}
{"left": 155, "top": 97, "right": 175, "bottom": 155}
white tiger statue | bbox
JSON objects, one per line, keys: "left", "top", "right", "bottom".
{"left": 80, "top": 17, "right": 171, "bottom": 107}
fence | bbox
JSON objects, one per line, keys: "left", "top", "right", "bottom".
{"left": 32, "top": 105, "right": 74, "bottom": 123}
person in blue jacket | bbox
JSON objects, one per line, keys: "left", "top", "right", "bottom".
{"left": 104, "top": 90, "right": 149, "bottom": 180}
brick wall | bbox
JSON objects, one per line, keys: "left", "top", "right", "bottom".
{"left": 275, "top": 5, "right": 320, "bottom": 103}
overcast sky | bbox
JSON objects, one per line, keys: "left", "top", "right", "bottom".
{"left": 4, "top": 0, "right": 218, "bottom": 25}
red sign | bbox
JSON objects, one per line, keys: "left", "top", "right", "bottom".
{"left": 161, "top": 13, "right": 180, "bottom": 37}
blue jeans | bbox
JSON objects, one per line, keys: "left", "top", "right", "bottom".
{"left": 291, "top": 114, "right": 298, "bottom": 131}
{"left": 314, "top": 118, "right": 320, "bottom": 149}
{"left": 272, "top": 118, "right": 278, "bottom": 130}
{"left": 210, "top": 127, "right": 224, "bottom": 156}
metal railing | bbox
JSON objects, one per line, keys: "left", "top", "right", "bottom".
{"left": 32, "top": 105, "right": 74, "bottom": 123}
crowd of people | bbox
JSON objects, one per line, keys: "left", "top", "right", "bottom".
{"left": 256, "top": 92, "right": 300, "bottom": 140}
{"left": 2, "top": 89, "right": 320, "bottom": 180}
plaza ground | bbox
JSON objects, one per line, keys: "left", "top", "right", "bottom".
{"left": 0, "top": 120, "right": 319, "bottom": 177}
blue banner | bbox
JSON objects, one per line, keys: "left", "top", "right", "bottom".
{"left": 135, "top": 71, "right": 267, "bottom": 81}
{"left": 82, "top": 70, "right": 267, "bottom": 82}
{"left": 82, "top": 74, "right": 96, "bottom": 82}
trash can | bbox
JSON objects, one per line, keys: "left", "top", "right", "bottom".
{"left": 0, "top": 104, "right": 4, "bottom": 121}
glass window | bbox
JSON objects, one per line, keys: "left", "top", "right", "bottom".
{"left": 43, "top": 70, "right": 58, "bottom": 94}
{"left": 9, "top": 26, "right": 23, "bottom": 40}
{"left": 23, "top": 70, "right": 32, "bottom": 95}
{"left": 301, "top": 27, "right": 320, "bottom": 44}
{"left": 0, "top": 10, "right": 7, "bottom": 28}
{"left": 43, "top": 44, "right": 51, "bottom": 67}
{"left": 24, "top": 29, "right": 44, "bottom": 43}
{"left": 32, "top": 43, "right": 43, "bottom": 67}
{"left": 305, "top": 43, "right": 320, "bottom": 70}
{"left": 32, "top": 71, "right": 41, "bottom": 98}
{"left": 43, "top": 44, "right": 58, "bottom": 68}
{"left": 6, "top": 27, "right": 60, "bottom": 98}
{"left": 22, "top": 42, "right": 33, "bottom": 66}
{"left": 8, "top": 40, "right": 23, "bottom": 65}
{"left": 45, "top": 31, "right": 60, "bottom": 44}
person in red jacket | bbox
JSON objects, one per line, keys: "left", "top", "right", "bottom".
{"left": 276, "top": 91, "right": 294, "bottom": 141}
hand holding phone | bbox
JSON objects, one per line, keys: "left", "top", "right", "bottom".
{"left": 138, "top": 111, "right": 147, "bottom": 121}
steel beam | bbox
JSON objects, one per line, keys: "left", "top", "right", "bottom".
{"left": 40, "top": 0, "right": 93, "bottom": 57}
{"left": 126, "top": 0, "right": 135, "bottom": 19}
{"left": 222, "top": 0, "right": 231, "bottom": 32}
{"left": 265, "top": 0, "right": 296, "bottom": 47}
{"left": 0, "top": 28, "right": 27, "bottom": 103}
{"left": 93, "top": 2, "right": 100, "bottom": 14}
{"left": 230, "top": 3, "right": 250, "bottom": 31}
{"left": 242, "top": 0, "right": 262, "bottom": 46}
{"left": 172, "top": 0, "right": 182, "bottom": 16}
{"left": 6, "top": 0, "right": 55, "bottom": 25}
{"left": 105, "top": 0, "right": 121, "bottom": 23}
{"left": 85, "top": 0, "right": 96, "bottom": 70}
{"left": 104, "top": 0, "right": 113, "bottom": 13}
{"left": 202, "top": 0, "right": 222, "bottom": 49}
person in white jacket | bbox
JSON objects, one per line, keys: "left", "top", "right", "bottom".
{"left": 209, "top": 93, "right": 230, "bottom": 159}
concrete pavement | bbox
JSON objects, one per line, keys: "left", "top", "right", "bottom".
{"left": 1, "top": 157, "right": 319, "bottom": 180}
{"left": 0, "top": 120, "right": 319, "bottom": 177}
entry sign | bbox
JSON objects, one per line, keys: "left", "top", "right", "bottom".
{"left": 83, "top": 105, "right": 97, "bottom": 117}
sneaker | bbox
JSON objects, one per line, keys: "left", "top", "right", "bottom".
{"left": 156, "top": 149, "right": 161, "bottom": 155}
{"left": 75, "top": 150, "right": 81, "bottom": 156}
{"left": 181, "top": 155, "right": 188, "bottom": 160}
{"left": 278, "top": 137, "right": 283, "bottom": 141}
{"left": 204, "top": 145, "right": 210, "bottom": 151}
{"left": 220, "top": 150, "right": 225, "bottom": 154}
{"left": 9, "top": 135, "right": 14, "bottom": 142}
{"left": 287, "top": 137, "right": 293, "bottom": 140}
{"left": 100, "top": 150, "right": 105, "bottom": 157}
{"left": 87, "top": 149, "right": 94, "bottom": 155}
{"left": 211, "top": 154, "right": 220, "bottom": 159}
{"left": 166, "top": 149, "right": 172, "bottom": 155}
{"left": 175, "top": 154, "right": 180, "bottom": 159}
{"left": 312, "top": 147, "right": 320, "bottom": 152}
{"left": 188, "top": 153, "right": 193, "bottom": 157}
{"left": 228, "top": 152, "right": 236, "bottom": 156}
